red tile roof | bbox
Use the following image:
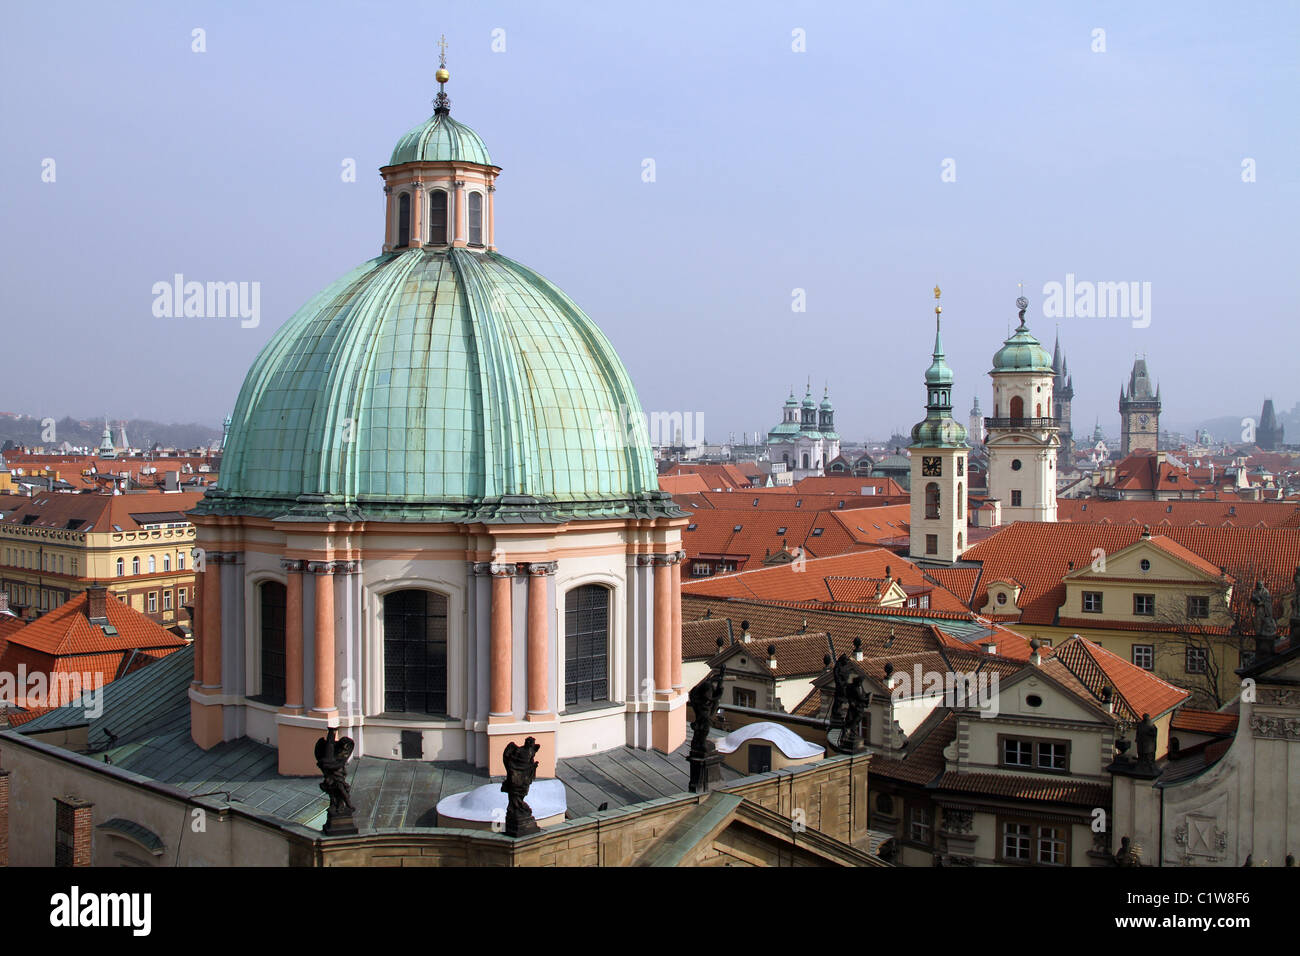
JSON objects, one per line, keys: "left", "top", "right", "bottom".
{"left": 1050, "top": 635, "right": 1190, "bottom": 721}
{"left": 1171, "top": 709, "right": 1238, "bottom": 736}
{"left": 0, "top": 490, "right": 205, "bottom": 533}
{"left": 794, "top": 476, "right": 906, "bottom": 496}
{"left": 931, "top": 770, "right": 1110, "bottom": 807}
{"left": 1057, "top": 498, "right": 1300, "bottom": 529}
{"left": 682, "top": 550, "right": 971, "bottom": 614}
{"left": 658, "top": 463, "right": 753, "bottom": 491}
{"left": 679, "top": 508, "right": 880, "bottom": 569}
{"left": 961, "top": 523, "right": 1300, "bottom": 627}
{"left": 2, "top": 589, "right": 187, "bottom": 656}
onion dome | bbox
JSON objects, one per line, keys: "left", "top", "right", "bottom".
{"left": 911, "top": 286, "right": 967, "bottom": 448}
{"left": 992, "top": 297, "right": 1053, "bottom": 373}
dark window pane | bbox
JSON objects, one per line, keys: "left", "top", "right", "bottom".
{"left": 565, "top": 585, "right": 609, "bottom": 706}
{"left": 397, "top": 193, "right": 411, "bottom": 247}
{"left": 468, "top": 192, "right": 483, "bottom": 245}
{"left": 429, "top": 190, "right": 448, "bottom": 244}
{"left": 383, "top": 589, "right": 449, "bottom": 714}
{"left": 260, "top": 581, "right": 287, "bottom": 706}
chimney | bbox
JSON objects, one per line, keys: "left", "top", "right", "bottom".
{"left": 982, "top": 641, "right": 997, "bottom": 655}
{"left": 1101, "top": 685, "right": 1114, "bottom": 714}
{"left": 884, "top": 661, "right": 895, "bottom": 690}
{"left": 86, "top": 584, "right": 108, "bottom": 621}
{"left": 0, "top": 592, "right": 8, "bottom": 616}
{"left": 853, "top": 637, "right": 863, "bottom": 661}
{"left": 1030, "top": 638, "right": 1042, "bottom": 666}
{"left": 741, "top": 619, "right": 752, "bottom": 643}
{"left": 767, "top": 645, "right": 777, "bottom": 670}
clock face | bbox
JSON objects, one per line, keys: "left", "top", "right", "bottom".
{"left": 1139, "top": 415, "right": 1149, "bottom": 426}
{"left": 922, "top": 456, "right": 943, "bottom": 477}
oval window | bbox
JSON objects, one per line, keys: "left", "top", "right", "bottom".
{"left": 1026, "top": 694, "right": 1043, "bottom": 707}
{"left": 1140, "top": 559, "right": 1151, "bottom": 571}
{"left": 1011, "top": 459, "right": 1022, "bottom": 471}
{"left": 996, "top": 592, "right": 1008, "bottom": 605}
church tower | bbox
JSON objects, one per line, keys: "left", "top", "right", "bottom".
{"left": 1052, "top": 332, "right": 1075, "bottom": 458}
{"left": 1257, "top": 399, "right": 1283, "bottom": 451}
{"left": 985, "top": 294, "right": 1059, "bottom": 522}
{"left": 1119, "top": 358, "right": 1160, "bottom": 455}
{"left": 909, "top": 287, "right": 968, "bottom": 563}
{"left": 968, "top": 395, "right": 984, "bottom": 447}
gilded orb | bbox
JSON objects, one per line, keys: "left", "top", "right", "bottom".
{"left": 436, "top": 67, "right": 450, "bottom": 84}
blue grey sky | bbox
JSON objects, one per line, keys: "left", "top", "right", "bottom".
{"left": 2, "top": 1, "right": 1296, "bottom": 442}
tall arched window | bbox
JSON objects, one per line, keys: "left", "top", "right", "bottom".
{"left": 428, "top": 190, "right": 448, "bottom": 244}
{"left": 802, "top": 453, "right": 810, "bottom": 469}
{"left": 383, "top": 589, "right": 449, "bottom": 715}
{"left": 163, "top": 554, "right": 171, "bottom": 572}
{"left": 131, "top": 556, "right": 140, "bottom": 575}
{"left": 397, "top": 192, "right": 411, "bottom": 247}
{"left": 147, "top": 555, "right": 156, "bottom": 573}
{"left": 116, "top": 557, "right": 124, "bottom": 577}
{"left": 565, "top": 585, "right": 609, "bottom": 707}
{"left": 925, "top": 482, "right": 941, "bottom": 519}
{"left": 467, "top": 191, "right": 483, "bottom": 245}
{"left": 1010, "top": 396, "right": 1024, "bottom": 420}
{"left": 259, "top": 581, "right": 286, "bottom": 706}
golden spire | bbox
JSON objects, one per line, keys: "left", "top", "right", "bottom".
{"left": 434, "top": 34, "right": 451, "bottom": 112}
{"left": 934, "top": 284, "right": 942, "bottom": 316}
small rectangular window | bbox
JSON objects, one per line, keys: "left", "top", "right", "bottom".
{"left": 1011, "top": 490, "right": 1022, "bottom": 507}
{"left": 1082, "top": 591, "right": 1103, "bottom": 613}
{"left": 1003, "top": 738, "right": 1033, "bottom": 767}
{"left": 1134, "top": 593, "right": 1155, "bottom": 616}
{"left": 926, "top": 534, "right": 938, "bottom": 555}
{"left": 1186, "top": 647, "right": 1208, "bottom": 674}
{"left": 1132, "top": 644, "right": 1154, "bottom": 670}
{"left": 1187, "top": 595, "right": 1209, "bottom": 619}
{"left": 910, "top": 807, "right": 933, "bottom": 845}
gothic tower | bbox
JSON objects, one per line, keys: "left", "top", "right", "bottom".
{"left": 1119, "top": 358, "right": 1160, "bottom": 455}
{"left": 909, "top": 287, "right": 968, "bottom": 563}
{"left": 1052, "top": 332, "right": 1074, "bottom": 458}
{"left": 985, "top": 294, "right": 1059, "bottom": 522}
{"left": 1258, "top": 399, "right": 1284, "bottom": 451}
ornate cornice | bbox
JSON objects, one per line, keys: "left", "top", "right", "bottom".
{"left": 279, "top": 558, "right": 306, "bottom": 573}
{"left": 1249, "top": 713, "right": 1300, "bottom": 740}
{"left": 527, "top": 561, "right": 558, "bottom": 576}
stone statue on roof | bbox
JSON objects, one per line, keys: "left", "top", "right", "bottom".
{"left": 501, "top": 736, "right": 542, "bottom": 837}
{"left": 1114, "top": 836, "right": 1143, "bottom": 867}
{"left": 836, "top": 675, "right": 871, "bottom": 752}
{"left": 314, "top": 727, "right": 358, "bottom": 835}
{"left": 829, "top": 653, "right": 853, "bottom": 728}
{"left": 1135, "top": 713, "right": 1158, "bottom": 773}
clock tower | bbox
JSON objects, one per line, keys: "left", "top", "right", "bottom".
{"left": 985, "top": 294, "right": 1060, "bottom": 523}
{"left": 1119, "top": 358, "right": 1160, "bottom": 456}
{"left": 909, "top": 287, "right": 968, "bottom": 564}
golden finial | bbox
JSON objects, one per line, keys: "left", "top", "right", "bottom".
{"left": 934, "top": 284, "right": 942, "bottom": 315}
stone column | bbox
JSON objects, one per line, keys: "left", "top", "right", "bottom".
{"left": 653, "top": 555, "right": 673, "bottom": 698}
{"left": 281, "top": 559, "right": 304, "bottom": 712}
{"left": 671, "top": 550, "right": 684, "bottom": 691}
{"left": 310, "top": 562, "right": 336, "bottom": 716}
{"left": 453, "top": 179, "right": 465, "bottom": 245}
{"left": 489, "top": 562, "right": 514, "bottom": 717}
{"left": 201, "top": 554, "right": 222, "bottom": 688}
{"left": 526, "top": 562, "right": 557, "bottom": 719}
{"left": 191, "top": 553, "right": 204, "bottom": 685}
{"left": 382, "top": 184, "right": 393, "bottom": 252}
{"left": 411, "top": 181, "right": 424, "bottom": 246}
{"left": 486, "top": 183, "right": 496, "bottom": 250}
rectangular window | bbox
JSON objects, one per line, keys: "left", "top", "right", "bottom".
{"left": 1133, "top": 593, "right": 1155, "bottom": 616}
{"left": 163, "top": 589, "right": 173, "bottom": 611}
{"left": 692, "top": 562, "right": 712, "bottom": 577}
{"left": 1003, "top": 822, "right": 1031, "bottom": 861}
{"left": 147, "top": 592, "right": 157, "bottom": 613}
{"left": 1186, "top": 647, "right": 1208, "bottom": 674}
{"left": 163, "top": 554, "right": 171, "bottom": 572}
{"left": 1187, "top": 595, "right": 1209, "bottom": 619}
{"left": 1002, "top": 738, "right": 1033, "bottom": 767}
{"left": 1011, "top": 490, "right": 1022, "bottom": 507}
{"left": 1037, "top": 826, "right": 1067, "bottom": 865}
{"left": 910, "top": 806, "right": 933, "bottom": 845}
{"left": 71, "top": 558, "right": 77, "bottom": 576}
{"left": 1132, "top": 644, "right": 1155, "bottom": 670}
{"left": 564, "top": 585, "right": 609, "bottom": 707}
{"left": 1037, "top": 741, "right": 1068, "bottom": 771}
{"left": 178, "top": 587, "right": 187, "bottom": 606}
{"left": 1082, "top": 591, "right": 1103, "bottom": 613}
{"left": 732, "top": 687, "right": 756, "bottom": 708}
{"left": 925, "top": 534, "right": 938, "bottom": 555}
{"left": 747, "top": 743, "right": 772, "bottom": 774}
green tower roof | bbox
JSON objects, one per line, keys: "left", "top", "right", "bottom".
{"left": 389, "top": 112, "right": 493, "bottom": 167}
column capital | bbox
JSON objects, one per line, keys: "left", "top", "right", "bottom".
{"left": 383, "top": 184, "right": 392, "bottom": 194}
{"left": 471, "top": 561, "right": 493, "bottom": 576}
{"left": 307, "top": 560, "right": 351, "bottom": 575}
{"left": 489, "top": 562, "right": 517, "bottom": 577}
{"left": 280, "top": 558, "right": 306, "bottom": 573}
{"left": 652, "top": 552, "right": 681, "bottom": 567}
{"left": 526, "top": 561, "right": 558, "bottom": 576}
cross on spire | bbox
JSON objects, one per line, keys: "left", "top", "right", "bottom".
{"left": 438, "top": 34, "right": 449, "bottom": 67}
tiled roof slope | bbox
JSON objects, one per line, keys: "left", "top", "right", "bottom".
{"left": 961, "top": 523, "right": 1300, "bottom": 625}
{"left": 2, "top": 589, "right": 187, "bottom": 656}
{"left": 1057, "top": 498, "right": 1300, "bottom": 528}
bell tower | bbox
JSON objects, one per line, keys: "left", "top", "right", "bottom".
{"left": 1119, "top": 358, "right": 1161, "bottom": 455}
{"left": 985, "top": 293, "right": 1059, "bottom": 522}
{"left": 909, "top": 286, "right": 968, "bottom": 564}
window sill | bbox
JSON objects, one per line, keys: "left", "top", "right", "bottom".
{"left": 561, "top": 700, "right": 620, "bottom": 719}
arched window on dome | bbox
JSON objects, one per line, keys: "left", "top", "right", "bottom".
{"left": 383, "top": 589, "right": 449, "bottom": 715}
{"left": 467, "top": 191, "right": 483, "bottom": 246}
{"left": 257, "top": 581, "right": 286, "bottom": 706}
{"left": 396, "top": 192, "right": 411, "bottom": 248}
{"left": 565, "top": 584, "right": 609, "bottom": 707}
{"left": 925, "top": 482, "right": 941, "bottom": 520}
{"left": 428, "top": 189, "right": 448, "bottom": 245}
{"left": 1009, "top": 395, "right": 1024, "bottom": 420}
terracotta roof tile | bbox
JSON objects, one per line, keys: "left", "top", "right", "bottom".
{"left": 1171, "top": 708, "right": 1238, "bottom": 735}
{"left": 932, "top": 770, "right": 1110, "bottom": 806}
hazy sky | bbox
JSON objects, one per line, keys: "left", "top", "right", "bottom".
{"left": 2, "top": 1, "right": 1296, "bottom": 442}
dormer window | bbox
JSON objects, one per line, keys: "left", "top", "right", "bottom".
{"left": 429, "top": 190, "right": 448, "bottom": 244}
{"left": 468, "top": 192, "right": 483, "bottom": 246}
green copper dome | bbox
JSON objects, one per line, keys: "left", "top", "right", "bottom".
{"left": 200, "top": 247, "right": 676, "bottom": 523}
{"left": 992, "top": 323, "right": 1053, "bottom": 373}
{"left": 389, "top": 113, "right": 493, "bottom": 167}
